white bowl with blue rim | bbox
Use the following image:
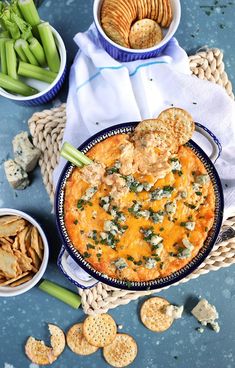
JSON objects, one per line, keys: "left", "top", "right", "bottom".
{"left": 55, "top": 122, "right": 223, "bottom": 291}
{"left": 0, "top": 26, "right": 67, "bottom": 106}
{"left": 93, "top": 0, "right": 181, "bottom": 62}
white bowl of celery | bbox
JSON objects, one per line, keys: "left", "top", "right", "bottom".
{"left": 0, "top": 0, "right": 66, "bottom": 104}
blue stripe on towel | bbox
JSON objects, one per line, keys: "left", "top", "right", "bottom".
{"left": 76, "top": 60, "right": 168, "bottom": 93}
{"left": 129, "top": 61, "right": 167, "bottom": 76}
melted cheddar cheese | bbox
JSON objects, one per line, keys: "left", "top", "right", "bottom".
{"left": 64, "top": 134, "right": 215, "bottom": 282}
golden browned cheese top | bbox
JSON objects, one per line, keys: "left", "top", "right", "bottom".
{"left": 64, "top": 134, "right": 215, "bottom": 282}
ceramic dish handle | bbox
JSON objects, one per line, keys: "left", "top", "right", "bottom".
{"left": 195, "top": 122, "right": 222, "bottom": 163}
{"left": 57, "top": 246, "right": 98, "bottom": 289}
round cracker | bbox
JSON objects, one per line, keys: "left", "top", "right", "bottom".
{"left": 134, "top": 119, "right": 178, "bottom": 153}
{"left": 140, "top": 297, "right": 174, "bottom": 332}
{"left": 103, "top": 333, "right": 138, "bottom": 368}
{"left": 158, "top": 107, "right": 195, "bottom": 145}
{"left": 48, "top": 324, "right": 66, "bottom": 357}
{"left": 83, "top": 313, "right": 117, "bottom": 347}
{"left": 157, "top": 0, "right": 164, "bottom": 24}
{"left": 66, "top": 323, "right": 99, "bottom": 355}
{"left": 25, "top": 325, "right": 65, "bottom": 365}
{"left": 165, "top": 0, "right": 173, "bottom": 27}
{"left": 129, "top": 19, "right": 163, "bottom": 49}
{"left": 161, "top": 0, "right": 169, "bottom": 28}
{"left": 135, "top": 118, "right": 172, "bottom": 134}
{"left": 25, "top": 337, "right": 57, "bottom": 365}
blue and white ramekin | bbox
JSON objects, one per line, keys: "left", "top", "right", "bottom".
{"left": 0, "top": 26, "right": 67, "bottom": 106}
{"left": 93, "top": 0, "right": 181, "bottom": 62}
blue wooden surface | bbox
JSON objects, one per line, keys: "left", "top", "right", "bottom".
{"left": 0, "top": 1, "right": 235, "bottom": 367}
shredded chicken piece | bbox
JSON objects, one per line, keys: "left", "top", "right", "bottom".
{"left": 80, "top": 162, "right": 105, "bottom": 186}
{"left": 132, "top": 132, "right": 171, "bottom": 180}
{"left": 103, "top": 173, "right": 129, "bottom": 205}
{"left": 119, "top": 140, "right": 137, "bottom": 175}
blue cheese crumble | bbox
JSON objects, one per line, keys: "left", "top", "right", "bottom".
{"left": 114, "top": 258, "right": 127, "bottom": 270}
{"left": 195, "top": 174, "right": 210, "bottom": 185}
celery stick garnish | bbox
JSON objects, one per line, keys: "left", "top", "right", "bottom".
{"left": 61, "top": 142, "right": 93, "bottom": 167}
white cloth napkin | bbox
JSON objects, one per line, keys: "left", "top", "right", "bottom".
{"left": 54, "top": 24, "right": 235, "bottom": 220}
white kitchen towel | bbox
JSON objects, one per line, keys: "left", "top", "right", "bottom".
{"left": 54, "top": 24, "right": 235, "bottom": 219}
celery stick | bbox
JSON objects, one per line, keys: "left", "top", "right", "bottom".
{"left": 0, "top": 72, "right": 38, "bottom": 95}
{"left": 0, "top": 31, "right": 10, "bottom": 38}
{"left": 61, "top": 142, "right": 93, "bottom": 166}
{"left": 10, "top": 0, "right": 22, "bottom": 18}
{"left": 5, "top": 40, "right": 18, "bottom": 79}
{"left": 20, "top": 38, "right": 38, "bottom": 65}
{"left": 14, "top": 39, "right": 27, "bottom": 62}
{"left": 18, "top": 0, "right": 40, "bottom": 27}
{"left": 3, "top": 19, "right": 20, "bottom": 40}
{"left": 29, "top": 37, "right": 46, "bottom": 67}
{"left": 0, "top": 39, "right": 8, "bottom": 74}
{"left": 11, "top": 11, "right": 32, "bottom": 40}
{"left": 60, "top": 149, "right": 83, "bottom": 168}
{"left": 18, "top": 61, "right": 57, "bottom": 84}
{"left": 38, "top": 22, "right": 60, "bottom": 73}
{"left": 39, "top": 279, "right": 81, "bottom": 309}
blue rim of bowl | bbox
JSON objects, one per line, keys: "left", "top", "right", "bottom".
{"left": 55, "top": 122, "right": 224, "bottom": 291}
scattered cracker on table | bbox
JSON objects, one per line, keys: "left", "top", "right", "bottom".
{"left": 140, "top": 296, "right": 174, "bottom": 332}
{"left": 48, "top": 324, "right": 66, "bottom": 357}
{"left": 66, "top": 323, "right": 99, "bottom": 355}
{"left": 25, "top": 337, "right": 57, "bottom": 366}
{"left": 83, "top": 313, "right": 117, "bottom": 347}
{"left": 103, "top": 333, "right": 138, "bottom": 368}
{"left": 25, "top": 324, "right": 65, "bottom": 365}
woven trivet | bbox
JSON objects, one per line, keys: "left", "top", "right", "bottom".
{"left": 28, "top": 48, "right": 235, "bottom": 315}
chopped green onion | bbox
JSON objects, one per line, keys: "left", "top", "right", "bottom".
{"left": 39, "top": 279, "right": 81, "bottom": 309}
{"left": 61, "top": 142, "right": 93, "bottom": 167}
{"left": 38, "top": 22, "right": 60, "bottom": 73}
{"left": 20, "top": 39, "right": 38, "bottom": 65}
{"left": 5, "top": 40, "right": 18, "bottom": 79}
{"left": 29, "top": 37, "right": 46, "bottom": 66}
{"left": 0, "top": 39, "right": 8, "bottom": 74}
{"left": 14, "top": 39, "right": 27, "bottom": 61}
{"left": 18, "top": 61, "right": 57, "bottom": 84}
{"left": 18, "top": 0, "right": 40, "bottom": 27}
{"left": 0, "top": 71, "right": 38, "bottom": 95}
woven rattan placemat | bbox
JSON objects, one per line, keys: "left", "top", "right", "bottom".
{"left": 29, "top": 48, "right": 235, "bottom": 315}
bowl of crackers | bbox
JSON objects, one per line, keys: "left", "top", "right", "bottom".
{"left": 0, "top": 208, "right": 49, "bottom": 297}
{"left": 93, "top": 0, "right": 181, "bottom": 61}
